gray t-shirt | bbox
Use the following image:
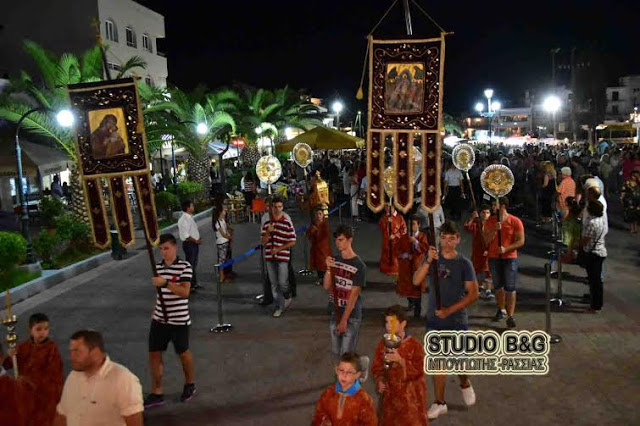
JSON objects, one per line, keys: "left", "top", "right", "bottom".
{"left": 329, "top": 254, "right": 366, "bottom": 320}
{"left": 426, "top": 254, "right": 476, "bottom": 328}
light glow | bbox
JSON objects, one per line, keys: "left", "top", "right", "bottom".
{"left": 56, "top": 109, "right": 74, "bottom": 127}
{"left": 543, "top": 96, "right": 561, "bottom": 113}
{"left": 196, "top": 123, "right": 208, "bottom": 135}
{"left": 484, "top": 89, "right": 494, "bottom": 99}
{"left": 475, "top": 102, "right": 484, "bottom": 112}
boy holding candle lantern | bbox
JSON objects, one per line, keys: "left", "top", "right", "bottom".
{"left": 371, "top": 305, "right": 428, "bottom": 425}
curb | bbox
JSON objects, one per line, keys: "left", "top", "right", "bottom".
{"left": 0, "top": 208, "right": 212, "bottom": 308}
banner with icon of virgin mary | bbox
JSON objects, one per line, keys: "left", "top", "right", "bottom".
{"left": 67, "top": 78, "right": 159, "bottom": 249}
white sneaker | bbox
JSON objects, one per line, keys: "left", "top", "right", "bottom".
{"left": 273, "top": 309, "right": 283, "bottom": 318}
{"left": 427, "top": 403, "right": 448, "bottom": 419}
{"left": 461, "top": 382, "right": 476, "bottom": 406}
{"left": 359, "top": 356, "right": 370, "bottom": 383}
{"left": 284, "top": 298, "right": 292, "bottom": 310}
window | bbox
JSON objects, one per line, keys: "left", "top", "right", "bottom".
{"left": 125, "top": 27, "right": 136, "bottom": 48}
{"left": 142, "top": 34, "right": 152, "bottom": 52}
{"left": 612, "top": 105, "right": 619, "bottom": 115}
{"left": 145, "top": 76, "right": 153, "bottom": 86}
{"left": 105, "top": 20, "right": 118, "bottom": 42}
{"left": 612, "top": 91, "right": 619, "bottom": 101}
{"left": 107, "top": 62, "right": 122, "bottom": 72}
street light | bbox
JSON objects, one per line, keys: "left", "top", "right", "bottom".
{"left": 196, "top": 122, "right": 208, "bottom": 135}
{"left": 332, "top": 101, "right": 343, "bottom": 130}
{"left": 475, "top": 103, "right": 484, "bottom": 113}
{"left": 543, "top": 95, "right": 561, "bottom": 140}
{"left": 15, "top": 107, "right": 74, "bottom": 263}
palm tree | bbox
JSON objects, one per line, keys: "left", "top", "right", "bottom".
{"left": 143, "top": 86, "right": 237, "bottom": 198}
{"left": 443, "top": 112, "right": 464, "bottom": 137}
{"left": 234, "top": 85, "right": 324, "bottom": 165}
{"left": 0, "top": 41, "right": 146, "bottom": 223}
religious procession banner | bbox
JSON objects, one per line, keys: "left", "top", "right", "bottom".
{"left": 67, "top": 78, "right": 159, "bottom": 249}
{"left": 366, "top": 34, "right": 446, "bottom": 214}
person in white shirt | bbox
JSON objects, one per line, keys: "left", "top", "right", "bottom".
{"left": 178, "top": 199, "right": 202, "bottom": 290}
{"left": 443, "top": 162, "right": 465, "bottom": 221}
{"left": 54, "top": 330, "right": 143, "bottom": 426}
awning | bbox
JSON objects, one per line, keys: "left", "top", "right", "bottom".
{"left": 275, "top": 126, "right": 364, "bottom": 152}
{"left": 207, "top": 141, "right": 242, "bottom": 159}
{"left": 21, "top": 140, "right": 71, "bottom": 176}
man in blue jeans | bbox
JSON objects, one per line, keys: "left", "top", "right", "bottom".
{"left": 323, "top": 225, "right": 369, "bottom": 379}
{"left": 413, "top": 221, "right": 479, "bottom": 420}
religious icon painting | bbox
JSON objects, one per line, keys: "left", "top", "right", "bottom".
{"left": 66, "top": 78, "right": 159, "bottom": 249}
{"left": 366, "top": 34, "right": 447, "bottom": 213}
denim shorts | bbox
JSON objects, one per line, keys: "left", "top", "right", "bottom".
{"left": 489, "top": 258, "right": 518, "bottom": 292}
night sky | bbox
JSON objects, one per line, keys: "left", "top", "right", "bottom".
{"left": 138, "top": 0, "right": 639, "bottom": 120}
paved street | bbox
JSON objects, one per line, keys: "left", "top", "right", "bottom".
{"left": 4, "top": 200, "right": 640, "bottom": 426}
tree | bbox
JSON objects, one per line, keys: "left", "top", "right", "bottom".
{"left": 443, "top": 113, "right": 464, "bottom": 137}
{"left": 0, "top": 40, "right": 146, "bottom": 223}
{"left": 143, "top": 86, "right": 237, "bottom": 198}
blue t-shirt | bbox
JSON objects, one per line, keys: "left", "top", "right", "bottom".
{"left": 426, "top": 253, "right": 476, "bottom": 329}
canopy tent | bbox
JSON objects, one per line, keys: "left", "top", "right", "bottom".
{"left": 0, "top": 137, "right": 70, "bottom": 178}
{"left": 275, "top": 126, "right": 364, "bottom": 152}
{"left": 207, "top": 141, "right": 242, "bottom": 159}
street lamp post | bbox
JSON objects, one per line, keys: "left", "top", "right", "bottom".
{"left": 15, "top": 108, "right": 74, "bottom": 263}
{"left": 632, "top": 107, "right": 640, "bottom": 145}
{"left": 476, "top": 90, "right": 500, "bottom": 144}
{"left": 332, "top": 101, "right": 343, "bottom": 130}
{"left": 543, "top": 96, "right": 561, "bottom": 141}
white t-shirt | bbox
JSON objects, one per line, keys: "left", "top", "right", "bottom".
{"left": 215, "top": 218, "right": 230, "bottom": 244}
{"left": 445, "top": 169, "right": 463, "bottom": 187}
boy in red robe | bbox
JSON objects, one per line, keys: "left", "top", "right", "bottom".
{"left": 2, "top": 313, "right": 63, "bottom": 426}
{"left": 307, "top": 205, "right": 331, "bottom": 285}
{"left": 0, "top": 342, "right": 37, "bottom": 426}
{"left": 371, "top": 305, "right": 428, "bottom": 426}
{"left": 395, "top": 215, "right": 428, "bottom": 318}
{"left": 464, "top": 205, "right": 494, "bottom": 299}
{"left": 378, "top": 204, "right": 407, "bottom": 277}
{"left": 313, "top": 352, "right": 378, "bottom": 425}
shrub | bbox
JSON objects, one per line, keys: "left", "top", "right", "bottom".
{"left": 54, "top": 214, "right": 91, "bottom": 246}
{"left": 39, "top": 196, "right": 66, "bottom": 227}
{"left": 176, "top": 181, "right": 203, "bottom": 203}
{"left": 0, "top": 232, "right": 27, "bottom": 283}
{"left": 155, "top": 191, "right": 179, "bottom": 218}
{"left": 33, "top": 230, "right": 61, "bottom": 269}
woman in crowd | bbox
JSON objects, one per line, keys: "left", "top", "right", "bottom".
{"left": 580, "top": 200, "right": 607, "bottom": 313}
{"left": 621, "top": 170, "right": 640, "bottom": 234}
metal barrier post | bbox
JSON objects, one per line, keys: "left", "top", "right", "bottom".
{"left": 256, "top": 244, "right": 266, "bottom": 301}
{"left": 298, "top": 236, "right": 312, "bottom": 276}
{"left": 210, "top": 263, "right": 232, "bottom": 333}
{"left": 551, "top": 213, "right": 568, "bottom": 307}
{"left": 544, "top": 263, "right": 562, "bottom": 344}
{"left": 339, "top": 203, "right": 342, "bottom": 224}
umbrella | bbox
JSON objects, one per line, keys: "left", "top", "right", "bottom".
{"left": 275, "top": 126, "right": 364, "bottom": 152}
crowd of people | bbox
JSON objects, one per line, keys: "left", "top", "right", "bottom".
{"left": 2, "top": 140, "right": 638, "bottom": 425}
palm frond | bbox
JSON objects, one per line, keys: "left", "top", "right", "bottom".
{"left": 80, "top": 46, "right": 104, "bottom": 80}
{"left": 56, "top": 53, "right": 82, "bottom": 86}
{"left": 23, "top": 40, "right": 59, "bottom": 89}
{"left": 117, "top": 55, "right": 147, "bottom": 78}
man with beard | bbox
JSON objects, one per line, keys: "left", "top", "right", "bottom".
{"left": 54, "top": 330, "right": 143, "bottom": 426}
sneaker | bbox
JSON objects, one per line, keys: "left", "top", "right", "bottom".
{"left": 485, "top": 290, "right": 495, "bottom": 299}
{"left": 273, "top": 309, "right": 283, "bottom": 318}
{"left": 506, "top": 316, "right": 516, "bottom": 328}
{"left": 143, "top": 393, "right": 165, "bottom": 408}
{"left": 461, "top": 382, "right": 476, "bottom": 406}
{"left": 427, "top": 402, "right": 448, "bottom": 419}
{"left": 180, "top": 383, "right": 196, "bottom": 403}
{"left": 359, "top": 355, "right": 370, "bottom": 383}
{"left": 284, "top": 298, "right": 293, "bottom": 310}
{"left": 492, "top": 309, "right": 507, "bottom": 322}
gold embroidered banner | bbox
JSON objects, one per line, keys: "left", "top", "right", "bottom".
{"left": 366, "top": 34, "right": 446, "bottom": 213}
{"left": 366, "top": 131, "right": 385, "bottom": 212}
{"left": 67, "top": 78, "right": 158, "bottom": 248}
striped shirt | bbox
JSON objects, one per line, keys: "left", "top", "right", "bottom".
{"left": 153, "top": 258, "right": 193, "bottom": 325}
{"left": 261, "top": 215, "right": 296, "bottom": 262}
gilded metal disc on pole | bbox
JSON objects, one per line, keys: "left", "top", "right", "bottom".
{"left": 452, "top": 143, "right": 476, "bottom": 172}
{"left": 382, "top": 166, "right": 395, "bottom": 198}
{"left": 255, "top": 155, "right": 282, "bottom": 185}
{"left": 292, "top": 143, "right": 313, "bottom": 169}
{"left": 480, "top": 164, "right": 515, "bottom": 199}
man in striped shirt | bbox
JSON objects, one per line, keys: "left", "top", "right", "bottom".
{"left": 261, "top": 196, "right": 297, "bottom": 317}
{"left": 144, "top": 234, "right": 196, "bottom": 408}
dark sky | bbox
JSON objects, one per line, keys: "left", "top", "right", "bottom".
{"left": 138, "top": 0, "right": 639, "bottom": 119}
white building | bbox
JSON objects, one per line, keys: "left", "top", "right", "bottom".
{"left": 0, "top": 0, "right": 168, "bottom": 86}
{"left": 605, "top": 75, "right": 640, "bottom": 122}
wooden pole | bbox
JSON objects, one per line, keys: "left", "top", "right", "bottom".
{"left": 428, "top": 212, "right": 441, "bottom": 309}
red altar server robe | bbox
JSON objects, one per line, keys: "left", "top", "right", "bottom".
{"left": 371, "top": 335, "right": 428, "bottom": 426}
{"left": 379, "top": 213, "right": 407, "bottom": 276}
{"left": 0, "top": 375, "right": 36, "bottom": 426}
{"left": 395, "top": 231, "right": 428, "bottom": 298}
{"left": 312, "top": 384, "right": 378, "bottom": 426}
{"left": 307, "top": 219, "right": 331, "bottom": 272}
{"left": 464, "top": 219, "right": 490, "bottom": 274}
{"left": 2, "top": 339, "right": 63, "bottom": 426}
